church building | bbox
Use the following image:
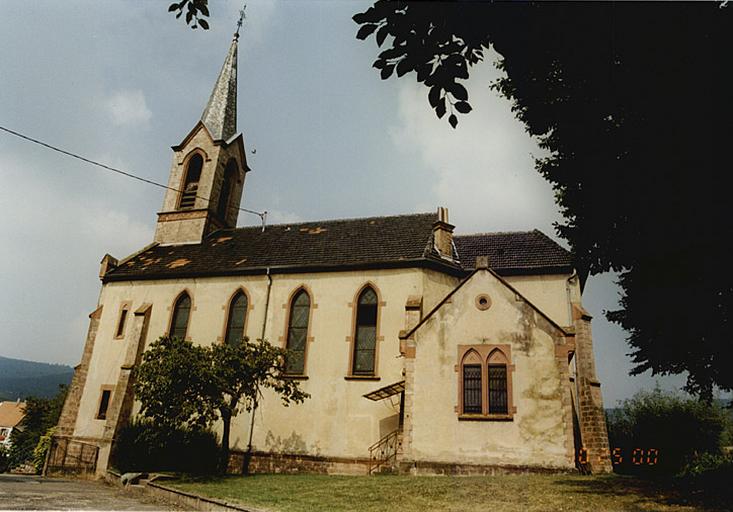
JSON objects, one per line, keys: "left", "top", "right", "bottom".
{"left": 52, "top": 31, "right": 612, "bottom": 476}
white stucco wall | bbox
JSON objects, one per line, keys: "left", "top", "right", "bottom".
{"left": 407, "top": 269, "right": 575, "bottom": 469}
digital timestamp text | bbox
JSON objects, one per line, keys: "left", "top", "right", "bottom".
{"left": 576, "top": 447, "right": 659, "bottom": 465}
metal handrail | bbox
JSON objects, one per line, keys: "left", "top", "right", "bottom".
{"left": 368, "top": 428, "right": 401, "bottom": 475}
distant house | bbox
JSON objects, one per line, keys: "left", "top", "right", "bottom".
{"left": 0, "top": 401, "right": 26, "bottom": 448}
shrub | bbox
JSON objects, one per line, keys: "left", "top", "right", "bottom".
{"left": 110, "top": 418, "right": 220, "bottom": 474}
{"left": 0, "top": 445, "right": 9, "bottom": 473}
{"left": 607, "top": 389, "right": 731, "bottom": 476}
{"left": 32, "top": 427, "right": 56, "bottom": 474}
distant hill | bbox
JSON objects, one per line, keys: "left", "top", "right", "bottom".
{"left": 0, "top": 356, "right": 74, "bottom": 400}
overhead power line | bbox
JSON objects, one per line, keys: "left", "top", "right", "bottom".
{"left": 0, "top": 124, "right": 268, "bottom": 229}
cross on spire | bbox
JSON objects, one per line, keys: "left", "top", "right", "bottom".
{"left": 234, "top": 4, "right": 247, "bottom": 39}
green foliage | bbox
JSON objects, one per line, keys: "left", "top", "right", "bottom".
{"left": 168, "top": 0, "right": 210, "bottom": 30}
{"left": 134, "top": 337, "right": 214, "bottom": 430}
{"left": 354, "top": 2, "right": 733, "bottom": 400}
{"left": 111, "top": 418, "right": 219, "bottom": 474}
{"left": 33, "top": 427, "right": 56, "bottom": 473}
{"left": 133, "top": 337, "right": 309, "bottom": 472}
{"left": 0, "top": 445, "right": 9, "bottom": 473}
{"left": 8, "top": 385, "right": 67, "bottom": 471}
{"left": 606, "top": 389, "right": 732, "bottom": 476}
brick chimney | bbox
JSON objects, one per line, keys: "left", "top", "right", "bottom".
{"left": 433, "top": 206, "right": 455, "bottom": 260}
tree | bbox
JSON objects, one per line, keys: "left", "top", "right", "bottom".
{"left": 168, "top": 0, "right": 210, "bottom": 30}
{"left": 353, "top": 1, "right": 733, "bottom": 401}
{"left": 134, "top": 336, "right": 308, "bottom": 472}
{"left": 8, "top": 385, "right": 67, "bottom": 471}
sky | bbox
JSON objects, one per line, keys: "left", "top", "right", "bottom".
{"left": 0, "top": 0, "right": 709, "bottom": 406}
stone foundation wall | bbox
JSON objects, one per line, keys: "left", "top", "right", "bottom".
{"left": 228, "top": 451, "right": 369, "bottom": 476}
{"left": 398, "top": 460, "right": 573, "bottom": 476}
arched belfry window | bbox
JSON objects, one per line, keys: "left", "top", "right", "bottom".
{"left": 352, "top": 287, "right": 378, "bottom": 375}
{"left": 488, "top": 349, "right": 509, "bottom": 414}
{"left": 285, "top": 289, "right": 310, "bottom": 375}
{"left": 224, "top": 290, "right": 248, "bottom": 346}
{"left": 169, "top": 292, "right": 192, "bottom": 340}
{"left": 179, "top": 154, "right": 203, "bottom": 210}
{"left": 216, "top": 158, "right": 238, "bottom": 220}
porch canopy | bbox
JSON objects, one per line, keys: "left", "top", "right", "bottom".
{"left": 363, "top": 380, "right": 405, "bottom": 401}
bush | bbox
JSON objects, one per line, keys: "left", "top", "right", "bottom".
{"left": 110, "top": 418, "right": 220, "bottom": 474}
{"left": 33, "top": 427, "right": 56, "bottom": 474}
{"left": 0, "top": 445, "right": 9, "bottom": 473}
{"left": 607, "top": 389, "right": 732, "bottom": 476}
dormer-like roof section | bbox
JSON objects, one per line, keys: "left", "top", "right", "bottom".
{"left": 201, "top": 36, "right": 238, "bottom": 141}
{"left": 454, "top": 230, "right": 573, "bottom": 275}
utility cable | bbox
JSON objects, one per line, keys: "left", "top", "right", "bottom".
{"left": 0, "top": 124, "right": 268, "bottom": 229}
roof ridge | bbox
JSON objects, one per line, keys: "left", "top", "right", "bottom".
{"left": 454, "top": 229, "right": 538, "bottom": 238}
{"left": 214, "top": 211, "right": 437, "bottom": 234}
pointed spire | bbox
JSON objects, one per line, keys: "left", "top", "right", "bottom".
{"left": 201, "top": 35, "right": 238, "bottom": 141}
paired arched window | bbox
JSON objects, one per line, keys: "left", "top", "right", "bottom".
{"left": 216, "top": 158, "right": 238, "bottom": 221}
{"left": 285, "top": 289, "right": 311, "bottom": 375}
{"left": 179, "top": 154, "right": 203, "bottom": 210}
{"left": 224, "top": 290, "right": 248, "bottom": 346}
{"left": 487, "top": 350, "right": 509, "bottom": 415}
{"left": 352, "top": 286, "right": 378, "bottom": 375}
{"left": 169, "top": 292, "right": 192, "bottom": 340}
{"left": 459, "top": 346, "right": 513, "bottom": 417}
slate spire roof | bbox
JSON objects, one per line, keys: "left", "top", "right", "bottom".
{"left": 200, "top": 35, "right": 238, "bottom": 141}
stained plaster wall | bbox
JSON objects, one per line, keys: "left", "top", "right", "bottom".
{"left": 72, "top": 267, "right": 457, "bottom": 459}
{"left": 407, "top": 269, "right": 576, "bottom": 469}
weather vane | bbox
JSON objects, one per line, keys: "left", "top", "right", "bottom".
{"left": 234, "top": 4, "right": 247, "bottom": 39}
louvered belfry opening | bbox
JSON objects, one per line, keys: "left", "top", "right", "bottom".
{"left": 179, "top": 154, "right": 203, "bottom": 210}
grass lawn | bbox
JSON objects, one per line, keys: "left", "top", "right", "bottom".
{"left": 166, "top": 473, "right": 729, "bottom": 512}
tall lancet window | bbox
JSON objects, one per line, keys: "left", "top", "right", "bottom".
{"left": 179, "top": 154, "right": 203, "bottom": 210}
{"left": 352, "top": 287, "right": 378, "bottom": 375}
{"left": 217, "top": 158, "right": 238, "bottom": 220}
{"left": 224, "top": 290, "right": 248, "bottom": 346}
{"left": 169, "top": 292, "right": 192, "bottom": 340}
{"left": 285, "top": 289, "right": 310, "bottom": 375}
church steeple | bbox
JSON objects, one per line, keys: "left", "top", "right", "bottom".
{"left": 200, "top": 36, "right": 238, "bottom": 141}
{"left": 153, "top": 32, "right": 249, "bottom": 246}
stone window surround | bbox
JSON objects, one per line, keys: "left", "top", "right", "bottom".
{"left": 95, "top": 385, "right": 115, "bottom": 421}
{"left": 455, "top": 344, "right": 516, "bottom": 421}
{"left": 166, "top": 289, "right": 195, "bottom": 342}
{"left": 279, "top": 285, "right": 317, "bottom": 379}
{"left": 176, "top": 148, "right": 210, "bottom": 210}
{"left": 114, "top": 301, "right": 132, "bottom": 339}
{"left": 217, "top": 287, "right": 254, "bottom": 345}
{"left": 345, "top": 282, "right": 385, "bottom": 381}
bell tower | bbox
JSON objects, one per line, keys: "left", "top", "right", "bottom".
{"left": 154, "top": 32, "right": 249, "bottom": 246}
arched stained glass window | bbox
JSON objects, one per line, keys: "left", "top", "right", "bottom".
{"left": 352, "top": 287, "right": 378, "bottom": 375}
{"left": 224, "top": 291, "right": 248, "bottom": 346}
{"left": 179, "top": 154, "right": 203, "bottom": 210}
{"left": 285, "top": 289, "right": 310, "bottom": 374}
{"left": 169, "top": 292, "right": 191, "bottom": 340}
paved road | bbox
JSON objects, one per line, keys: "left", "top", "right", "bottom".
{"left": 0, "top": 474, "right": 182, "bottom": 511}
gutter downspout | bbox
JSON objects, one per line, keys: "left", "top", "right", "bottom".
{"left": 244, "top": 267, "right": 272, "bottom": 474}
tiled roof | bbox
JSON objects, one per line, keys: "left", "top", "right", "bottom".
{"left": 105, "top": 212, "right": 462, "bottom": 282}
{"left": 0, "top": 401, "right": 26, "bottom": 428}
{"left": 454, "top": 230, "right": 573, "bottom": 274}
{"left": 104, "top": 214, "right": 574, "bottom": 282}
